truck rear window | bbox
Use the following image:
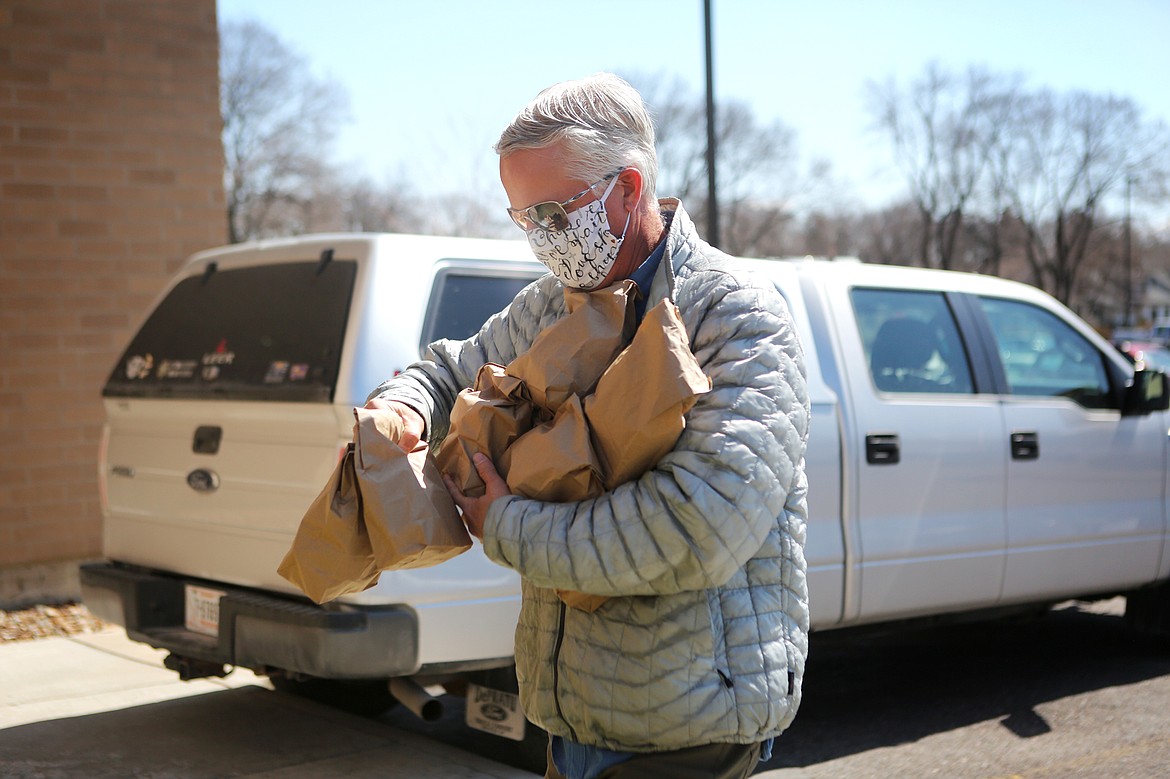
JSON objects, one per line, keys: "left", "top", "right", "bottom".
{"left": 103, "top": 260, "right": 356, "bottom": 402}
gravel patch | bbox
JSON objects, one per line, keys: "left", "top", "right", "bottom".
{"left": 0, "top": 602, "right": 112, "bottom": 642}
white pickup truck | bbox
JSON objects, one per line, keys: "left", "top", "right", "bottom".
{"left": 82, "top": 233, "right": 1170, "bottom": 730}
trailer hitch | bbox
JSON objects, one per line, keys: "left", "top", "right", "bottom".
{"left": 164, "top": 653, "right": 230, "bottom": 681}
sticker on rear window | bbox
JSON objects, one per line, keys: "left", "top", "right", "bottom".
{"left": 125, "top": 354, "right": 153, "bottom": 380}
{"left": 157, "top": 359, "right": 197, "bottom": 379}
{"left": 264, "top": 361, "right": 290, "bottom": 383}
{"left": 202, "top": 339, "right": 236, "bottom": 367}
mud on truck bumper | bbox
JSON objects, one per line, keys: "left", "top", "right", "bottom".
{"left": 80, "top": 562, "right": 419, "bottom": 680}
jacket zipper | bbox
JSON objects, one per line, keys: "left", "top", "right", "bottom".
{"left": 551, "top": 599, "right": 579, "bottom": 742}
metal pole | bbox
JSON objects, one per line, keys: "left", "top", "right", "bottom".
{"left": 704, "top": 0, "right": 719, "bottom": 247}
{"left": 1124, "top": 174, "right": 1133, "bottom": 326}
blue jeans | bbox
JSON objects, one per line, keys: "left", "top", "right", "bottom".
{"left": 545, "top": 737, "right": 765, "bottom": 779}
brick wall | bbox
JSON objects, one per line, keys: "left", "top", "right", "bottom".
{"left": 0, "top": 0, "right": 226, "bottom": 605}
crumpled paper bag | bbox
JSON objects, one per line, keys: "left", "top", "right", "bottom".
{"left": 554, "top": 299, "right": 711, "bottom": 612}
{"left": 438, "top": 282, "right": 710, "bottom": 613}
{"left": 506, "top": 280, "right": 638, "bottom": 415}
{"left": 500, "top": 394, "right": 604, "bottom": 501}
{"left": 437, "top": 283, "right": 637, "bottom": 497}
{"left": 279, "top": 408, "right": 471, "bottom": 604}
{"left": 586, "top": 299, "right": 712, "bottom": 490}
{"left": 276, "top": 442, "right": 379, "bottom": 604}
{"left": 435, "top": 363, "right": 532, "bottom": 498}
{"left": 354, "top": 407, "right": 471, "bottom": 570}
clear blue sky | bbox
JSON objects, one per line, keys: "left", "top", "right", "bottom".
{"left": 217, "top": 0, "right": 1170, "bottom": 214}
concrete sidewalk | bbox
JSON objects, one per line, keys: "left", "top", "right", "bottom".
{"left": 0, "top": 628, "right": 534, "bottom": 777}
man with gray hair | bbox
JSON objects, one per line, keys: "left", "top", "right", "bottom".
{"left": 367, "top": 72, "right": 810, "bottom": 779}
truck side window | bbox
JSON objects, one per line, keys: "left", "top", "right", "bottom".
{"left": 420, "top": 268, "right": 539, "bottom": 354}
{"left": 976, "top": 297, "right": 1112, "bottom": 408}
{"left": 851, "top": 288, "right": 974, "bottom": 394}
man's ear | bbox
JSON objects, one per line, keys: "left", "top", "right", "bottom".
{"left": 617, "top": 167, "right": 643, "bottom": 212}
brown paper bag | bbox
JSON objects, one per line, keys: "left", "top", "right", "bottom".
{"left": 555, "top": 590, "right": 613, "bottom": 613}
{"left": 354, "top": 407, "right": 472, "bottom": 570}
{"left": 435, "top": 364, "right": 534, "bottom": 497}
{"left": 555, "top": 301, "right": 709, "bottom": 613}
{"left": 501, "top": 394, "right": 604, "bottom": 502}
{"left": 586, "top": 299, "right": 712, "bottom": 490}
{"left": 506, "top": 280, "right": 638, "bottom": 414}
{"left": 435, "top": 286, "right": 708, "bottom": 614}
{"left": 277, "top": 444, "right": 380, "bottom": 604}
{"left": 499, "top": 283, "right": 634, "bottom": 613}
{"left": 279, "top": 407, "right": 474, "bottom": 604}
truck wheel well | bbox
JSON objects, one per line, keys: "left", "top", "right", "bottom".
{"left": 1125, "top": 582, "right": 1170, "bottom": 641}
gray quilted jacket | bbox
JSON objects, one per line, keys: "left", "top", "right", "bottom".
{"left": 370, "top": 200, "right": 810, "bottom": 752}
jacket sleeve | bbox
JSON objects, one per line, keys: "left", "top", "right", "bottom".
{"left": 366, "top": 277, "right": 557, "bottom": 443}
{"left": 482, "top": 271, "right": 810, "bottom": 595}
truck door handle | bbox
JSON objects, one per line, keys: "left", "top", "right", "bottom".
{"left": 866, "top": 433, "right": 900, "bottom": 465}
{"left": 1010, "top": 431, "right": 1039, "bottom": 460}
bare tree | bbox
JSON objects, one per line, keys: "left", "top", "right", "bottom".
{"left": 993, "top": 90, "right": 1168, "bottom": 304}
{"left": 628, "top": 72, "right": 803, "bottom": 256}
{"left": 962, "top": 209, "right": 1011, "bottom": 277}
{"left": 220, "top": 20, "right": 349, "bottom": 242}
{"left": 798, "top": 209, "right": 861, "bottom": 258}
{"left": 335, "top": 174, "right": 425, "bottom": 234}
{"left": 867, "top": 63, "right": 1019, "bottom": 270}
{"left": 634, "top": 73, "right": 708, "bottom": 201}
{"left": 714, "top": 101, "right": 803, "bottom": 256}
{"left": 850, "top": 202, "right": 925, "bottom": 265}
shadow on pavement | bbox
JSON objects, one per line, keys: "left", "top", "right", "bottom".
{"left": 757, "top": 601, "right": 1170, "bottom": 772}
{"left": 0, "top": 685, "right": 531, "bottom": 778}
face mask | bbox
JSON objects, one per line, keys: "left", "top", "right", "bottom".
{"left": 525, "top": 176, "right": 631, "bottom": 290}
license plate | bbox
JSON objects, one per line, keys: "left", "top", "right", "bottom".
{"left": 184, "top": 585, "right": 226, "bottom": 637}
{"left": 465, "top": 683, "right": 526, "bottom": 741}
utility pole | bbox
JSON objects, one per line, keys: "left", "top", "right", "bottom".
{"left": 703, "top": 0, "right": 719, "bottom": 247}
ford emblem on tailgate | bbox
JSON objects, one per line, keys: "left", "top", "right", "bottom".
{"left": 187, "top": 468, "right": 220, "bottom": 492}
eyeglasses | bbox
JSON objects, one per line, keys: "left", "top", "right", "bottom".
{"left": 506, "top": 170, "right": 623, "bottom": 232}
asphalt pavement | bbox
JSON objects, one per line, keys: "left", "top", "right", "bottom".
{"left": 0, "top": 627, "right": 818, "bottom": 778}
{"left": 5, "top": 601, "right": 1169, "bottom": 778}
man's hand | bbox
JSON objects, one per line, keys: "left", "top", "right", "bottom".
{"left": 443, "top": 453, "right": 512, "bottom": 540}
{"left": 362, "top": 397, "right": 425, "bottom": 452}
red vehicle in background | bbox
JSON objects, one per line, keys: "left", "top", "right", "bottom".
{"left": 1113, "top": 340, "right": 1170, "bottom": 373}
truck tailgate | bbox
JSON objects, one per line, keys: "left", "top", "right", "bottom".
{"left": 101, "top": 398, "right": 344, "bottom": 591}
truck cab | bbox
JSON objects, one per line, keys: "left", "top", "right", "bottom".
{"left": 756, "top": 259, "right": 1170, "bottom": 630}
